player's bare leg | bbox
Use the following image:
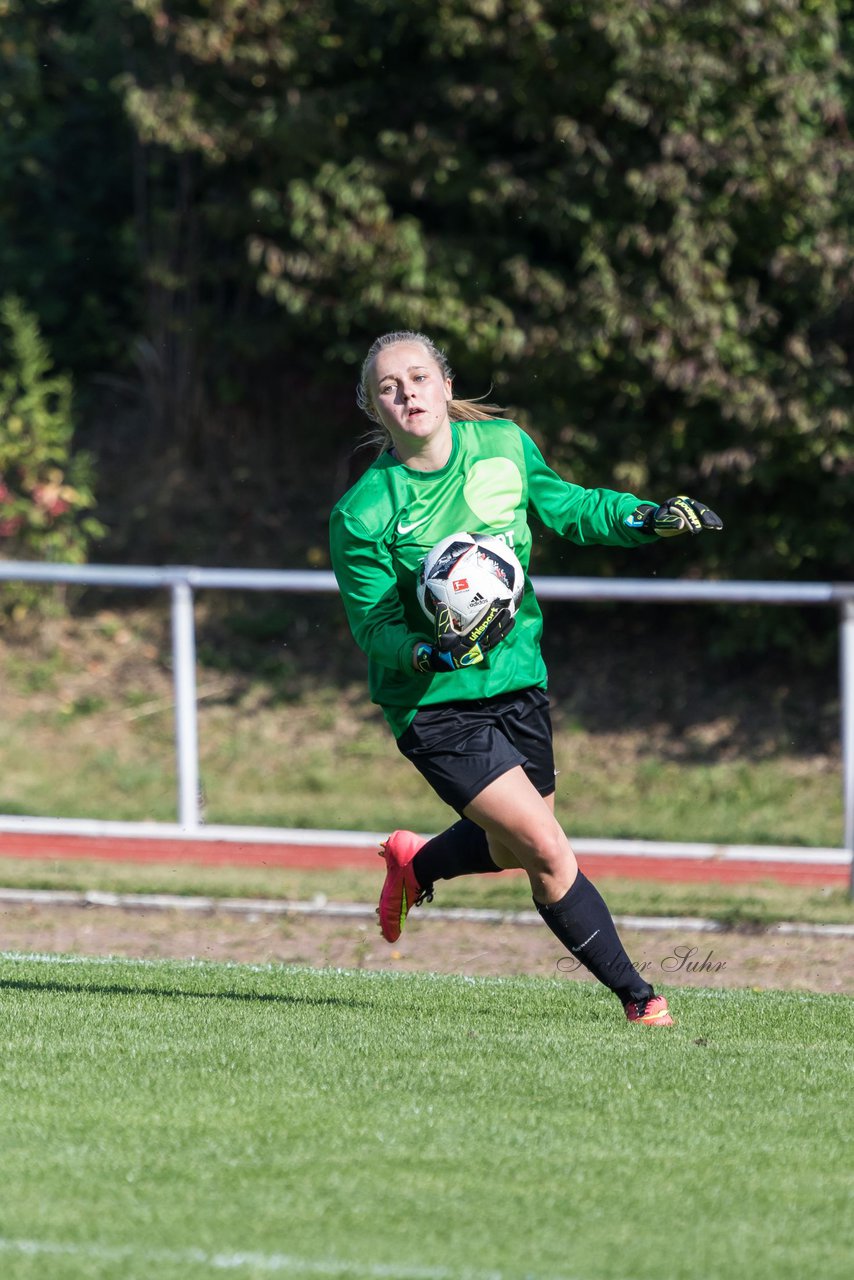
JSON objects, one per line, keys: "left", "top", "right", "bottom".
{"left": 481, "top": 788, "right": 558, "bottom": 876}
{"left": 463, "top": 767, "right": 576, "bottom": 901}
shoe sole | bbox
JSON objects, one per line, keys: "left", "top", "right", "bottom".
{"left": 377, "top": 842, "right": 405, "bottom": 943}
{"left": 633, "top": 1012, "right": 674, "bottom": 1026}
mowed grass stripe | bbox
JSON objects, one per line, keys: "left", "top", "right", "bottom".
{"left": 0, "top": 955, "right": 850, "bottom": 1280}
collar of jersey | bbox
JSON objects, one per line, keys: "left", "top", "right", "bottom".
{"left": 382, "top": 422, "right": 460, "bottom": 478}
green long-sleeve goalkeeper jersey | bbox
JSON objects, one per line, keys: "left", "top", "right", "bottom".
{"left": 329, "top": 419, "right": 655, "bottom": 737}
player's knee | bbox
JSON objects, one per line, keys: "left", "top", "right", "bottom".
{"left": 521, "top": 822, "right": 575, "bottom": 877}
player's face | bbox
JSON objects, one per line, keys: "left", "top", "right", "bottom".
{"left": 370, "top": 343, "right": 453, "bottom": 447}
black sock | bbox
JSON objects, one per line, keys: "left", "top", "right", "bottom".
{"left": 413, "top": 819, "right": 501, "bottom": 890}
{"left": 535, "top": 872, "right": 653, "bottom": 1006}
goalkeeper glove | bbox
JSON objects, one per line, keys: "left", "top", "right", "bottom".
{"left": 413, "top": 601, "right": 515, "bottom": 673}
{"left": 625, "top": 495, "right": 723, "bottom": 537}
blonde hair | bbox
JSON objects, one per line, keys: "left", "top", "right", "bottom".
{"left": 356, "top": 330, "right": 504, "bottom": 454}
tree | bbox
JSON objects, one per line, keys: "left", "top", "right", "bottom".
{"left": 2, "top": 0, "right": 851, "bottom": 601}
{"left": 0, "top": 0, "right": 137, "bottom": 374}
{"left": 121, "top": 0, "right": 853, "bottom": 585}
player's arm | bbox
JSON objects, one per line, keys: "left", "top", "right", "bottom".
{"left": 520, "top": 432, "right": 722, "bottom": 545}
{"left": 329, "top": 507, "right": 423, "bottom": 673}
{"left": 520, "top": 431, "right": 655, "bottom": 546}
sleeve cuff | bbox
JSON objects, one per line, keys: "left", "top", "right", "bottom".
{"left": 397, "top": 635, "right": 422, "bottom": 673}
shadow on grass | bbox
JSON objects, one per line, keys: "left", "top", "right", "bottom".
{"left": 0, "top": 972, "right": 619, "bottom": 1027}
{"left": 0, "top": 976, "right": 369, "bottom": 1009}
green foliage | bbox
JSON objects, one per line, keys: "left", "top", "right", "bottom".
{"left": 0, "top": 296, "right": 104, "bottom": 613}
{"left": 1, "top": 0, "right": 853, "bottom": 634}
{"left": 117, "top": 0, "right": 854, "bottom": 588}
{"left": 0, "top": 0, "right": 137, "bottom": 373}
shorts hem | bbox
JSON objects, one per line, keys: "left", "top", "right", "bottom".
{"left": 456, "top": 766, "right": 556, "bottom": 815}
{"left": 454, "top": 759, "right": 522, "bottom": 814}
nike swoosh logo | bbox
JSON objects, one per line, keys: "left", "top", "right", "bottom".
{"left": 396, "top": 515, "right": 431, "bottom": 535}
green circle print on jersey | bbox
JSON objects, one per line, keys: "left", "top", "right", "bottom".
{"left": 463, "top": 457, "right": 524, "bottom": 528}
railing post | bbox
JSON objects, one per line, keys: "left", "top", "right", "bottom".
{"left": 170, "top": 580, "right": 201, "bottom": 831}
{"left": 842, "top": 600, "right": 854, "bottom": 895}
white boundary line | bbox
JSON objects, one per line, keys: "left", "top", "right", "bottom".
{"left": 0, "top": 1236, "right": 574, "bottom": 1280}
{"left": 0, "top": 815, "right": 848, "bottom": 866}
{"left": 0, "top": 886, "right": 851, "bottom": 937}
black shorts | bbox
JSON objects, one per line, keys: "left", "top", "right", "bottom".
{"left": 395, "top": 686, "right": 556, "bottom": 814}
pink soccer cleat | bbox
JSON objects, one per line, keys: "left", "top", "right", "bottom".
{"left": 625, "top": 994, "right": 674, "bottom": 1026}
{"left": 377, "top": 830, "right": 430, "bottom": 943}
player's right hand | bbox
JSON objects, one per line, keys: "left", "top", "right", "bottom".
{"left": 413, "top": 601, "right": 515, "bottom": 673}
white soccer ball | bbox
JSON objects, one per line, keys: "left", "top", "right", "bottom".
{"left": 417, "top": 531, "right": 525, "bottom": 635}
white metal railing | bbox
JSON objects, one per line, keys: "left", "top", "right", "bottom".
{"left": 1, "top": 560, "right": 853, "bottom": 889}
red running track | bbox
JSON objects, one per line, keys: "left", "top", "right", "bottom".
{"left": 0, "top": 832, "right": 847, "bottom": 887}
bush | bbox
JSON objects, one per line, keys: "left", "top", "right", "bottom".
{"left": 0, "top": 295, "right": 105, "bottom": 618}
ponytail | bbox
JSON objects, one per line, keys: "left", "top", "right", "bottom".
{"left": 448, "top": 397, "right": 505, "bottom": 422}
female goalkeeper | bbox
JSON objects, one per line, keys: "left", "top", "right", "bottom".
{"left": 329, "top": 330, "right": 722, "bottom": 1027}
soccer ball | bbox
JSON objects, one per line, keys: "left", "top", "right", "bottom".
{"left": 417, "top": 532, "right": 524, "bottom": 635}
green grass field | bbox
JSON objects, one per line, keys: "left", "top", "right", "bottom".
{"left": 2, "top": 614, "right": 851, "bottom": 1276}
{"left": 0, "top": 952, "right": 851, "bottom": 1280}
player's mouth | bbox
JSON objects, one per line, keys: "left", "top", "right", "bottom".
{"left": 407, "top": 407, "right": 424, "bottom": 418}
